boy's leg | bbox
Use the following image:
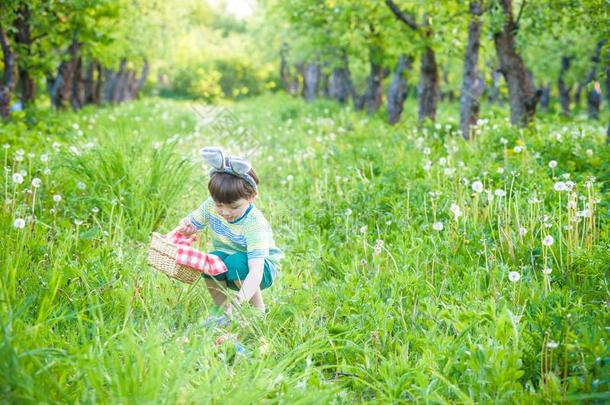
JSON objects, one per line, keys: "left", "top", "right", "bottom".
{"left": 232, "top": 280, "right": 265, "bottom": 313}
{"left": 249, "top": 288, "right": 266, "bottom": 313}
{"left": 205, "top": 278, "right": 228, "bottom": 307}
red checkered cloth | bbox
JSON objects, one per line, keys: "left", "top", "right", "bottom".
{"left": 169, "top": 232, "right": 227, "bottom": 276}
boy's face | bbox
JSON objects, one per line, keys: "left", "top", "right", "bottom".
{"left": 214, "top": 197, "right": 253, "bottom": 222}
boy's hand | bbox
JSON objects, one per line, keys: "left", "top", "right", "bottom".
{"left": 169, "top": 217, "right": 198, "bottom": 236}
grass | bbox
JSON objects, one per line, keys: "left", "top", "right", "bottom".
{"left": 1, "top": 94, "right": 609, "bottom": 403}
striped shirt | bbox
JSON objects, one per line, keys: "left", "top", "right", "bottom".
{"left": 188, "top": 197, "right": 283, "bottom": 270}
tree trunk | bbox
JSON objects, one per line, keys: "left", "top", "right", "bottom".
{"left": 301, "top": 62, "right": 320, "bottom": 102}
{"left": 387, "top": 54, "right": 413, "bottom": 125}
{"left": 493, "top": 0, "right": 540, "bottom": 126}
{"left": 587, "top": 83, "right": 601, "bottom": 119}
{"left": 51, "top": 41, "right": 81, "bottom": 109}
{"left": 111, "top": 59, "right": 127, "bottom": 103}
{"left": 585, "top": 39, "right": 606, "bottom": 120}
{"left": 418, "top": 45, "right": 439, "bottom": 122}
{"left": 70, "top": 56, "right": 84, "bottom": 110}
{"left": 539, "top": 84, "right": 550, "bottom": 112}
{"left": 574, "top": 82, "right": 584, "bottom": 109}
{"left": 460, "top": 0, "right": 483, "bottom": 139}
{"left": 133, "top": 59, "right": 149, "bottom": 98}
{"left": 0, "top": 26, "right": 17, "bottom": 118}
{"left": 329, "top": 52, "right": 356, "bottom": 104}
{"left": 14, "top": 4, "right": 36, "bottom": 105}
{"left": 357, "top": 60, "right": 386, "bottom": 113}
{"left": 321, "top": 71, "right": 330, "bottom": 98}
{"left": 84, "top": 59, "right": 98, "bottom": 104}
{"left": 557, "top": 56, "right": 571, "bottom": 116}
{"left": 329, "top": 67, "right": 352, "bottom": 104}
{"left": 102, "top": 68, "right": 116, "bottom": 103}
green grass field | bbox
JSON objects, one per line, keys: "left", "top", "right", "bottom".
{"left": 1, "top": 94, "right": 609, "bottom": 403}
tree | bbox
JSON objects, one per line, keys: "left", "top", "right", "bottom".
{"left": 0, "top": 26, "right": 17, "bottom": 118}
{"left": 385, "top": 0, "right": 439, "bottom": 122}
{"left": 491, "top": 0, "right": 540, "bottom": 126}
{"left": 460, "top": 1, "right": 484, "bottom": 139}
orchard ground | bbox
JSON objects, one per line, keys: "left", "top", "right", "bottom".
{"left": 1, "top": 94, "right": 609, "bottom": 403}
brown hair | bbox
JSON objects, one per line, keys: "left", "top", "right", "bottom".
{"left": 208, "top": 168, "right": 259, "bottom": 203}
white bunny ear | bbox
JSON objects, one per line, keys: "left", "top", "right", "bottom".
{"left": 200, "top": 147, "right": 224, "bottom": 169}
{"left": 228, "top": 157, "right": 252, "bottom": 174}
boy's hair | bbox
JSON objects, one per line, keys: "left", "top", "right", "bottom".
{"left": 208, "top": 167, "right": 259, "bottom": 203}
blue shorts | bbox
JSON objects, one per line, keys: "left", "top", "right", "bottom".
{"left": 203, "top": 250, "right": 275, "bottom": 291}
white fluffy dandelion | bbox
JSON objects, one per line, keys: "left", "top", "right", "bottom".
{"left": 12, "top": 173, "right": 24, "bottom": 184}
{"left": 31, "top": 178, "right": 42, "bottom": 188}
{"left": 548, "top": 160, "right": 557, "bottom": 169}
{"left": 74, "top": 219, "right": 83, "bottom": 226}
{"left": 52, "top": 194, "right": 62, "bottom": 203}
{"left": 494, "top": 189, "right": 506, "bottom": 197}
{"left": 513, "top": 146, "right": 522, "bottom": 153}
{"left": 542, "top": 267, "right": 552, "bottom": 275}
{"left": 542, "top": 235, "right": 554, "bottom": 246}
{"left": 472, "top": 181, "right": 483, "bottom": 193}
{"left": 77, "top": 181, "right": 86, "bottom": 190}
{"left": 554, "top": 182, "right": 567, "bottom": 192}
{"left": 13, "top": 218, "right": 26, "bottom": 229}
{"left": 508, "top": 271, "right": 521, "bottom": 282}
{"left": 432, "top": 221, "right": 444, "bottom": 231}
{"left": 546, "top": 341, "right": 559, "bottom": 349}
{"left": 450, "top": 203, "right": 462, "bottom": 220}
{"left": 519, "top": 227, "right": 527, "bottom": 236}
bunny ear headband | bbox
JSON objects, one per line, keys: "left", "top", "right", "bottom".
{"left": 200, "top": 147, "right": 257, "bottom": 190}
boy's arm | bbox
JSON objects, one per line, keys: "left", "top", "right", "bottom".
{"left": 235, "top": 258, "right": 265, "bottom": 304}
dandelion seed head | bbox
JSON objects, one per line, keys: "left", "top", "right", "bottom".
{"left": 543, "top": 267, "right": 552, "bottom": 275}
{"left": 53, "top": 194, "right": 62, "bottom": 202}
{"left": 513, "top": 146, "right": 522, "bottom": 153}
{"left": 542, "top": 235, "right": 554, "bottom": 246}
{"left": 494, "top": 189, "right": 506, "bottom": 197}
{"left": 508, "top": 271, "right": 521, "bottom": 282}
{"left": 548, "top": 160, "right": 557, "bottom": 169}
{"left": 13, "top": 218, "right": 26, "bottom": 229}
{"left": 31, "top": 178, "right": 42, "bottom": 188}
{"left": 519, "top": 227, "right": 527, "bottom": 236}
{"left": 74, "top": 219, "right": 83, "bottom": 226}
{"left": 472, "top": 181, "right": 483, "bottom": 193}
{"left": 77, "top": 181, "right": 86, "bottom": 190}
{"left": 432, "top": 221, "right": 444, "bottom": 231}
{"left": 12, "top": 173, "right": 24, "bottom": 184}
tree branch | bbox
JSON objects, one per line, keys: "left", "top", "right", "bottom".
{"left": 514, "top": 0, "right": 526, "bottom": 32}
{"left": 384, "top": 0, "right": 419, "bottom": 31}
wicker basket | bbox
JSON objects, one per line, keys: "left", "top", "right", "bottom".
{"left": 147, "top": 232, "right": 201, "bottom": 284}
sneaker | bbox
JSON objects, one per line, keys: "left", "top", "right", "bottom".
{"left": 203, "top": 314, "right": 231, "bottom": 329}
